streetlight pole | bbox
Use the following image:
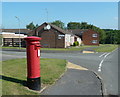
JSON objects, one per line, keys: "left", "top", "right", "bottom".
{"left": 15, "top": 16, "right": 21, "bottom": 50}
{"left": 45, "top": 8, "right": 48, "bottom": 22}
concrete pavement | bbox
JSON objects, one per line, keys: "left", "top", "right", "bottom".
{"left": 41, "top": 62, "right": 103, "bottom": 95}
{"left": 41, "top": 69, "right": 103, "bottom": 95}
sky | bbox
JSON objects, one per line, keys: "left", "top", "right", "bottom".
{"left": 1, "top": 2, "right": 118, "bottom": 29}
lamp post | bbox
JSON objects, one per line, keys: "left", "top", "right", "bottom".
{"left": 45, "top": 8, "right": 48, "bottom": 22}
{"left": 15, "top": 16, "right": 21, "bottom": 50}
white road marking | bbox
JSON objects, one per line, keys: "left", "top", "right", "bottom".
{"left": 98, "top": 52, "right": 111, "bottom": 72}
{"left": 99, "top": 53, "right": 107, "bottom": 57}
{"left": 104, "top": 53, "right": 110, "bottom": 58}
{"left": 98, "top": 59, "right": 104, "bottom": 72}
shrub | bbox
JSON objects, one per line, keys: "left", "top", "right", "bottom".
{"left": 73, "top": 41, "right": 79, "bottom": 46}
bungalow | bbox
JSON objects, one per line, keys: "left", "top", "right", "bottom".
{"left": 28, "top": 22, "right": 81, "bottom": 48}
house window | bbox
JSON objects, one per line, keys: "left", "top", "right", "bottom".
{"left": 58, "top": 34, "right": 64, "bottom": 39}
{"left": 58, "top": 36, "right": 62, "bottom": 39}
{"left": 92, "top": 40, "right": 97, "bottom": 44}
{"left": 92, "top": 34, "right": 97, "bottom": 37}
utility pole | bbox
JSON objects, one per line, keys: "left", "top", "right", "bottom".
{"left": 45, "top": 8, "right": 48, "bottom": 22}
{"left": 15, "top": 16, "right": 21, "bottom": 50}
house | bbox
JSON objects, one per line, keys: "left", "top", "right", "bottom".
{"left": 28, "top": 22, "right": 82, "bottom": 48}
{"left": 68, "top": 29, "right": 99, "bottom": 45}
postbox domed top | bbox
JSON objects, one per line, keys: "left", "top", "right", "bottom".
{"left": 24, "top": 36, "right": 41, "bottom": 41}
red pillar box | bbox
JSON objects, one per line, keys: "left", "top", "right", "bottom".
{"left": 24, "top": 36, "right": 41, "bottom": 91}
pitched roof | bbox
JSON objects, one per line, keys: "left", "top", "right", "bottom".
{"left": 68, "top": 29, "right": 88, "bottom": 34}
{"left": 46, "top": 23, "right": 71, "bottom": 34}
{"left": 34, "top": 22, "right": 72, "bottom": 35}
{"left": 0, "top": 29, "right": 32, "bottom": 35}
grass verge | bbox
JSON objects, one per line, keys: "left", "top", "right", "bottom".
{"left": 1, "top": 46, "right": 26, "bottom": 49}
{"left": 1, "top": 45, "right": 98, "bottom": 51}
{"left": 40, "top": 45, "right": 98, "bottom": 51}
{"left": 1, "top": 44, "right": 118, "bottom": 52}
{"left": 1, "top": 58, "right": 66, "bottom": 95}
{"left": 93, "top": 44, "right": 118, "bottom": 52}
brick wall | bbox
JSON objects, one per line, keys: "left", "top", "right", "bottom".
{"left": 82, "top": 29, "right": 99, "bottom": 45}
{"left": 38, "top": 28, "right": 65, "bottom": 48}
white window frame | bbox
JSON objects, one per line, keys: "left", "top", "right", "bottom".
{"left": 92, "top": 40, "right": 97, "bottom": 44}
{"left": 58, "top": 36, "right": 62, "bottom": 39}
{"left": 58, "top": 34, "right": 64, "bottom": 39}
{"left": 92, "top": 34, "right": 97, "bottom": 37}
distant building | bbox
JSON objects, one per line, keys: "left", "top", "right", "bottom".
{"left": 0, "top": 29, "right": 31, "bottom": 47}
{"left": 68, "top": 29, "right": 99, "bottom": 45}
{"left": 1, "top": 29, "right": 31, "bottom": 35}
{"left": 28, "top": 22, "right": 82, "bottom": 48}
{"left": 0, "top": 24, "right": 99, "bottom": 47}
{"left": 0, "top": 32, "right": 27, "bottom": 47}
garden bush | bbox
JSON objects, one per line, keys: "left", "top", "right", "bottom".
{"left": 73, "top": 41, "right": 79, "bottom": 46}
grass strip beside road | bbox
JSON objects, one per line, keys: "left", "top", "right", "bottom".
{"left": 1, "top": 44, "right": 118, "bottom": 52}
{"left": 93, "top": 44, "right": 118, "bottom": 52}
{"left": 1, "top": 45, "right": 97, "bottom": 51}
{"left": 2, "top": 58, "right": 66, "bottom": 95}
{"left": 1, "top": 46, "right": 26, "bottom": 49}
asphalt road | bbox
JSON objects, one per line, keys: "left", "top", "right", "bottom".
{"left": 1, "top": 48, "right": 119, "bottom": 95}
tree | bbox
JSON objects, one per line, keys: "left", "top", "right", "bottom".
{"left": 80, "top": 22, "right": 88, "bottom": 29}
{"left": 116, "top": 30, "right": 120, "bottom": 44}
{"left": 67, "top": 22, "right": 81, "bottom": 29}
{"left": 102, "top": 29, "right": 120, "bottom": 44}
{"left": 51, "top": 20, "right": 65, "bottom": 29}
{"left": 35, "top": 24, "right": 39, "bottom": 28}
{"left": 26, "top": 22, "right": 36, "bottom": 30}
{"left": 97, "top": 29, "right": 106, "bottom": 44}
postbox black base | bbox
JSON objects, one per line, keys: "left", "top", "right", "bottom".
{"left": 27, "top": 77, "right": 41, "bottom": 91}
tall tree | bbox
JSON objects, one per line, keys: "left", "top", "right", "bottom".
{"left": 104, "top": 30, "right": 120, "bottom": 44}
{"left": 35, "top": 24, "right": 39, "bottom": 28}
{"left": 26, "top": 22, "right": 36, "bottom": 30}
{"left": 67, "top": 22, "right": 81, "bottom": 29}
{"left": 80, "top": 22, "right": 88, "bottom": 29}
{"left": 116, "top": 30, "right": 120, "bottom": 44}
{"left": 51, "top": 20, "right": 65, "bottom": 29}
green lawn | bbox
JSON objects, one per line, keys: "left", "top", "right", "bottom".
{"left": 1, "top": 45, "right": 98, "bottom": 51}
{"left": 1, "top": 44, "right": 118, "bottom": 52}
{"left": 93, "top": 44, "right": 118, "bottom": 52}
{"left": 1, "top": 58, "right": 66, "bottom": 95}
{"left": 1, "top": 46, "right": 26, "bottom": 49}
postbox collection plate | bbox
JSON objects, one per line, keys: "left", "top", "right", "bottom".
{"left": 38, "top": 49, "right": 40, "bottom": 57}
